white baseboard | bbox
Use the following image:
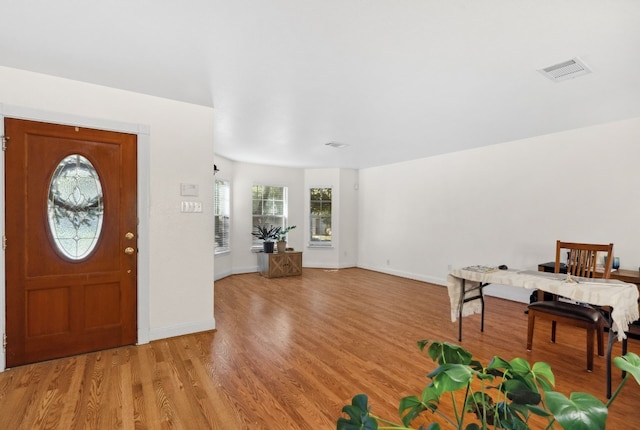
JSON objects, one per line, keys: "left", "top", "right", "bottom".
{"left": 356, "top": 265, "right": 531, "bottom": 304}
{"left": 302, "top": 263, "right": 358, "bottom": 269}
{"left": 214, "top": 269, "right": 233, "bottom": 281}
{"left": 357, "top": 264, "right": 446, "bottom": 286}
{"left": 148, "top": 318, "right": 216, "bottom": 341}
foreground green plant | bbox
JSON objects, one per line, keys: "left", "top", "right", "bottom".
{"left": 337, "top": 340, "right": 640, "bottom": 430}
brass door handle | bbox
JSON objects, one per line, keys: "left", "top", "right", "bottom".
{"left": 125, "top": 232, "right": 135, "bottom": 240}
{"left": 124, "top": 247, "right": 135, "bottom": 255}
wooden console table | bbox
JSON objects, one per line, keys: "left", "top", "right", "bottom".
{"left": 538, "top": 262, "right": 640, "bottom": 287}
{"left": 610, "top": 268, "right": 640, "bottom": 286}
{"left": 258, "top": 251, "right": 302, "bottom": 278}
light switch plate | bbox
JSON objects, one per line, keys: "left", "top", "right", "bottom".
{"left": 181, "top": 201, "right": 203, "bottom": 213}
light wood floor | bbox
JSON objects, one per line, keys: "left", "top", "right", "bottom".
{"left": 0, "top": 268, "right": 638, "bottom": 429}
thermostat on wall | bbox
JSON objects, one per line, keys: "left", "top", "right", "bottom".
{"left": 180, "top": 183, "right": 199, "bottom": 196}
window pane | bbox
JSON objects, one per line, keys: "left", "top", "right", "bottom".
{"left": 264, "top": 200, "right": 283, "bottom": 215}
{"left": 252, "top": 187, "right": 263, "bottom": 199}
{"left": 47, "top": 154, "right": 104, "bottom": 260}
{"left": 309, "top": 187, "right": 332, "bottom": 245}
{"left": 320, "top": 188, "right": 332, "bottom": 200}
{"left": 252, "top": 200, "right": 263, "bottom": 215}
{"left": 264, "top": 186, "right": 284, "bottom": 200}
{"left": 253, "top": 215, "right": 282, "bottom": 229}
{"left": 252, "top": 185, "right": 288, "bottom": 247}
{"left": 214, "top": 179, "right": 230, "bottom": 253}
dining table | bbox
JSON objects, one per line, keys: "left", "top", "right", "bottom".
{"left": 447, "top": 266, "right": 639, "bottom": 398}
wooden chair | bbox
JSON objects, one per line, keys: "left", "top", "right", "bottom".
{"left": 527, "top": 241, "right": 613, "bottom": 371}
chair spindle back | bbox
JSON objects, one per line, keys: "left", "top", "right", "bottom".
{"left": 554, "top": 240, "right": 613, "bottom": 280}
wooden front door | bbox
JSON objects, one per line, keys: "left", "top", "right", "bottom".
{"left": 4, "top": 118, "right": 138, "bottom": 367}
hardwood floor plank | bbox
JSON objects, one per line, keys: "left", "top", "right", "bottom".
{"left": 54, "top": 356, "right": 84, "bottom": 429}
{"left": 20, "top": 360, "right": 63, "bottom": 429}
{"left": 0, "top": 268, "right": 638, "bottom": 429}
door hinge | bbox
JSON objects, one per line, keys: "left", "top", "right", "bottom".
{"left": 2, "top": 235, "right": 5, "bottom": 251}
{"left": 3, "top": 333, "right": 6, "bottom": 351}
{"left": 1, "top": 135, "right": 8, "bottom": 151}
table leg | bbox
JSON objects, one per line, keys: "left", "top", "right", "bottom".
{"left": 458, "top": 279, "right": 465, "bottom": 342}
{"left": 457, "top": 280, "right": 487, "bottom": 342}
{"left": 481, "top": 291, "right": 485, "bottom": 333}
{"left": 606, "top": 317, "right": 616, "bottom": 399}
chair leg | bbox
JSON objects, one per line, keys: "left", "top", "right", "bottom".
{"left": 597, "top": 325, "right": 604, "bottom": 357}
{"left": 551, "top": 320, "right": 557, "bottom": 343}
{"left": 622, "top": 337, "right": 628, "bottom": 379}
{"left": 527, "top": 310, "right": 535, "bottom": 351}
{"left": 586, "top": 327, "right": 595, "bottom": 372}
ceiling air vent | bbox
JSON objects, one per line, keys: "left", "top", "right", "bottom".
{"left": 538, "top": 57, "right": 592, "bottom": 82}
{"left": 325, "top": 142, "right": 348, "bottom": 149}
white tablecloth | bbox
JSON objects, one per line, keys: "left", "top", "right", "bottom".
{"left": 447, "top": 268, "right": 639, "bottom": 341}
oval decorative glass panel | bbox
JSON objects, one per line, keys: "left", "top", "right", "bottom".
{"left": 47, "top": 154, "right": 104, "bottom": 260}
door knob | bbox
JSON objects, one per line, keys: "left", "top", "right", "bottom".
{"left": 125, "top": 232, "right": 135, "bottom": 240}
{"left": 124, "top": 247, "right": 135, "bottom": 255}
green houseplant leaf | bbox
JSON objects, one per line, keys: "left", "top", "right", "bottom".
{"left": 419, "top": 340, "right": 473, "bottom": 365}
{"left": 337, "top": 394, "right": 378, "bottom": 430}
{"left": 502, "top": 379, "right": 541, "bottom": 405}
{"left": 251, "top": 224, "right": 281, "bottom": 241}
{"left": 428, "top": 363, "right": 475, "bottom": 393}
{"left": 613, "top": 352, "right": 640, "bottom": 384}
{"left": 399, "top": 394, "right": 430, "bottom": 427}
{"left": 545, "top": 391, "right": 607, "bottom": 430}
{"left": 531, "top": 361, "right": 555, "bottom": 391}
{"left": 276, "top": 225, "right": 296, "bottom": 241}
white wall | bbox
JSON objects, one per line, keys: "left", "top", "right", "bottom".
{"left": 0, "top": 66, "right": 215, "bottom": 364}
{"left": 358, "top": 117, "right": 640, "bottom": 302}
{"left": 337, "top": 169, "right": 359, "bottom": 268}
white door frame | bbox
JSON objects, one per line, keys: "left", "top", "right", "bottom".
{"left": 0, "top": 104, "right": 151, "bottom": 370}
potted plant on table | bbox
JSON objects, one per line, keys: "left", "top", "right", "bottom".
{"left": 276, "top": 225, "right": 296, "bottom": 253}
{"left": 251, "top": 224, "right": 281, "bottom": 253}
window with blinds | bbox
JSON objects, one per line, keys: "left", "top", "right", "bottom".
{"left": 214, "top": 179, "right": 230, "bottom": 254}
{"left": 309, "top": 187, "right": 332, "bottom": 247}
{"left": 252, "top": 185, "right": 288, "bottom": 248}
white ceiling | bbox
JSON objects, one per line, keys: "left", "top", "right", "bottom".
{"left": 1, "top": 0, "right": 639, "bottom": 169}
